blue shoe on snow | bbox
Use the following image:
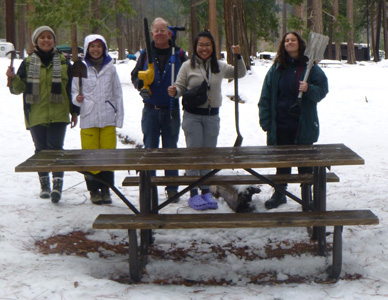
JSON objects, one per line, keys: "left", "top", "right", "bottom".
{"left": 188, "top": 194, "right": 208, "bottom": 211}
{"left": 201, "top": 192, "right": 218, "bottom": 209}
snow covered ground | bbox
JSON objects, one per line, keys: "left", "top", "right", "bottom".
{"left": 0, "top": 55, "right": 387, "bottom": 299}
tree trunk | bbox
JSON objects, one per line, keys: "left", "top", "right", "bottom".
{"left": 327, "top": 18, "right": 333, "bottom": 59}
{"left": 116, "top": 13, "right": 126, "bottom": 60}
{"left": 250, "top": 29, "right": 257, "bottom": 57}
{"left": 347, "top": 0, "right": 356, "bottom": 64}
{"left": 224, "top": 0, "right": 233, "bottom": 64}
{"left": 334, "top": 0, "right": 341, "bottom": 60}
{"left": 224, "top": 0, "right": 250, "bottom": 70}
{"left": 5, "top": 0, "right": 16, "bottom": 45}
{"left": 129, "top": 0, "right": 143, "bottom": 53}
{"left": 282, "top": 0, "right": 287, "bottom": 36}
{"left": 294, "top": 3, "right": 304, "bottom": 35}
{"left": 366, "top": 0, "right": 371, "bottom": 60}
{"left": 190, "top": 0, "right": 200, "bottom": 57}
{"left": 26, "top": 2, "right": 35, "bottom": 54}
{"left": 312, "top": 0, "right": 323, "bottom": 34}
{"left": 123, "top": 15, "right": 132, "bottom": 54}
{"left": 374, "top": 1, "right": 382, "bottom": 61}
{"left": 209, "top": 0, "right": 220, "bottom": 59}
{"left": 307, "top": 0, "right": 314, "bottom": 30}
{"left": 370, "top": 2, "right": 378, "bottom": 61}
{"left": 17, "top": 3, "right": 27, "bottom": 59}
{"left": 92, "top": 0, "right": 101, "bottom": 34}
{"left": 382, "top": 0, "right": 388, "bottom": 58}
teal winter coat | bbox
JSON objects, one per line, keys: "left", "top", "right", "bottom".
{"left": 258, "top": 63, "right": 328, "bottom": 145}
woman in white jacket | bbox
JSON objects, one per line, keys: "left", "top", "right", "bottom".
{"left": 72, "top": 34, "right": 124, "bottom": 205}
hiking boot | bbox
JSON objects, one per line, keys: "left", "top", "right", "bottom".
{"left": 90, "top": 190, "right": 103, "bottom": 205}
{"left": 265, "top": 190, "right": 287, "bottom": 209}
{"left": 166, "top": 190, "right": 180, "bottom": 203}
{"left": 51, "top": 177, "right": 63, "bottom": 203}
{"left": 101, "top": 186, "right": 112, "bottom": 205}
{"left": 39, "top": 176, "right": 51, "bottom": 199}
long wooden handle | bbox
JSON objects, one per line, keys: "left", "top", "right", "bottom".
{"left": 79, "top": 76, "right": 82, "bottom": 95}
{"left": 7, "top": 57, "right": 14, "bottom": 87}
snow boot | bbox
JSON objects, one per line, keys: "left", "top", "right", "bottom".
{"left": 51, "top": 177, "right": 63, "bottom": 203}
{"left": 39, "top": 176, "right": 51, "bottom": 199}
{"left": 101, "top": 186, "right": 112, "bottom": 204}
{"left": 90, "top": 190, "right": 103, "bottom": 205}
{"left": 166, "top": 190, "right": 180, "bottom": 203}
{"left": 265, "top": 185, "right": 287, "bottom": 209}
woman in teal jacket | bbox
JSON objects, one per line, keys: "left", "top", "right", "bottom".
{"left": 258, "top": 31, "right": 328, "bottom": 209}
{"left": 6, "top": 26, "right": 78, "bottom": 204}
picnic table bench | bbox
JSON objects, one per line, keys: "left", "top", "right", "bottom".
{"left": 93, "top": 210, "right": 379, "bottom": 282}
{"left": 122, "top": 172, "right": 340, "bottom": 187}
{"left": 15, "top": 143, "right": 379, "bottom": 283}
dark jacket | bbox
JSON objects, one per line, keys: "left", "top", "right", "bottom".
{"left": 131, "top": 41, "right": 187, "bottom": 107}
{"left": 258, "top": 62, "right": 328, "bottom": 145}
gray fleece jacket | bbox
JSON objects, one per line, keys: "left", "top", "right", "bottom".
{"left": 174, "top": 56, "right": 246, "bottom": 108}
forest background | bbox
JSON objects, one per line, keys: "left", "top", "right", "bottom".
{"left": 1, "top": 0, "right": 388, "bottom": 68}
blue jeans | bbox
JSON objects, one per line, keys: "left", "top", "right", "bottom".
{"left": 141, "top": 104, "right": 180, "bottom": 191}
{"left": 29, "top": 122, "right": 68, "bottom": 178}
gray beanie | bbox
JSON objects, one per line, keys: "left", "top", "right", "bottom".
{"left": 31, "top": 26, "right": 56, "bottom": 45}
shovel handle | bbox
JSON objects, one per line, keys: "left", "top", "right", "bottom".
{"left": 78, "top": 76, "right": 83, "bottom": 95}
{"left": 7, "top": 56, "right": 15, "bottom": 87}
{"left": 297, "top": 61, "right": 313, "bottom": 100}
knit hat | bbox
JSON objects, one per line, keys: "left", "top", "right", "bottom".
{"left": 31, "top": 26, "right": 56, "bottom": 45}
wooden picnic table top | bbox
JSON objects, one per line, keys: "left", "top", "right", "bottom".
{"left": 15, "top": 143, "right": 364, "bottom": 173}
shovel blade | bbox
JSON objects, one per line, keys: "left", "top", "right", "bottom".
{"left": 72, "top": 60, "right": 87, "bottom": 78}
{"left": 304, "top": 32, "right": 329, "bottom": 63}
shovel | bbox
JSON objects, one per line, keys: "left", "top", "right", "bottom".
{"left": 289, "top": 32, "right": 329, "bottom": 115}
{"left": 6, "top": 50, "right": 16, "bottom": 87}
{"left": 233, "top": 5, "right": 243, "bottom": 147}
{"left": 72, "top": 59, "right": 87, "bottom": 95}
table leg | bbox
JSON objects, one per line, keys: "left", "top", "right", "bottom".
{"left": 328, "top": 225, "right": 343, "bottom": 279}
{"left": 313, "top": 166, "right": 327, "bottom": 255}
{"left": 139, "top": 171, "right": 152, "bottom": 255}
{"left": 128, "top": 229, "right": 141, "bottom": 282}
{"left": 301, "top": 183, "right": 312, "bottom": 212}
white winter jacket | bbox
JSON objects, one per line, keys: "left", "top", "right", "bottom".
{"left": 72, "top": 34, "right": 124, "bottom": 129}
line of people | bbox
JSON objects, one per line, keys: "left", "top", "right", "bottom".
{"left": 6, "top": 20, "right": 328, "bottom": 211}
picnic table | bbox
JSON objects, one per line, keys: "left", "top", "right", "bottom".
{"left": 15, "top": 143, "right": 378, "bottom": 282}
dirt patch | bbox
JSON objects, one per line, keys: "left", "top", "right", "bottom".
{"left": 35, "top": 231, "right": 363, "bottom": 285}
{"left": 35, "top": 231, "right": 128, "bottom": 258}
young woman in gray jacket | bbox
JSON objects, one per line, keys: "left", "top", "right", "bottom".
{"left": 168, "top": 31, "right": 246, "bottom": 211}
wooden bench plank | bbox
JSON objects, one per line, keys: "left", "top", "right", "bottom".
{"left": 93, "top": 210, "right": 378, "bottom": 230}
{"left": 122, "top": 172, "right": 340, "bottom": 187}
